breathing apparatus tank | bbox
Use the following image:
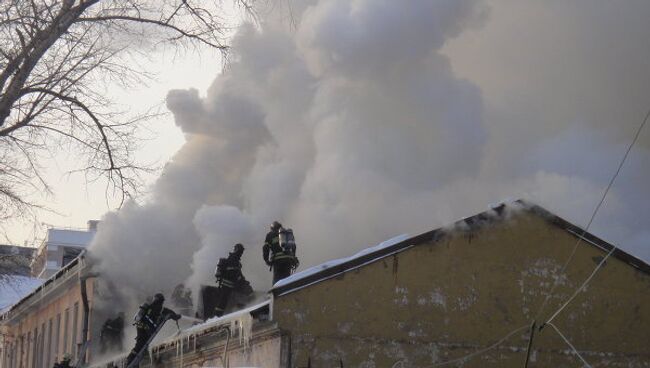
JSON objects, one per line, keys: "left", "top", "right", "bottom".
{"left": 278, "top": 227, "right": 296, "bottom": 255}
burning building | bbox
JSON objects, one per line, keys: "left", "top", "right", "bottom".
{"left": 4, "top": 201, "right": 647, "bottom": 368}
{"left": 0, "top": 255, "right": 95, "bottom": 368}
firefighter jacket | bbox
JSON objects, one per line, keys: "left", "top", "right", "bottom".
{"left": 53, "top": 359, "right": 72, "bottom": 368}
{"left": 100, "top": 315, "right": 124, "bottom": 338}
{"left": 134, "top": 300, "right": 179, "bottom": 330}
{"left": 215, "top": 253, "right": 244, "bottom": 289}
{"left": 263, "top": 229, "right": 298, "bottom": 267}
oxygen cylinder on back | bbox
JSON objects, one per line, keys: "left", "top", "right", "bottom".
{"left": 278, "top": 227, "right": 287, "bottom": 248}
{"left": 279, "top": 227, "right": 296, "bottom": 255}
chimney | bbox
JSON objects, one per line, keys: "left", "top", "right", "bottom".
{"left": 87, "top": 220, "right": 100, "bottom": 231}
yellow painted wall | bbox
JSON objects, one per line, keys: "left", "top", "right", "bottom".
{"left": 2, "top": 272, "right": 92, "bottom": 368}
{"left": 274, "top": 212, "right": 650, "bottom": 367}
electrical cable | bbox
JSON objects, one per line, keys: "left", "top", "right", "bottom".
{"left": 544, "top": 246, "right": 615, "bottom": 326}
{"left": 534, "top": 107, "right": 650, "bottom": 322}
{"left": 546, "top": 322, "right": 592, "bottom": 368}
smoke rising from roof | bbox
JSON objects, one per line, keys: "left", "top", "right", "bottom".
{"left": 89, "top": 0, "right": 650, "bottom": 308}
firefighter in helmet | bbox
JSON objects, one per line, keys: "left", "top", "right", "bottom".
{"left": 100, "top": 312, "right": 124, "bottom": 353}
{"left": 213, "top": 243, "right": 252, "bottom": 317}
{"left": 263, "top": 221, "right": 299, "bottom": 284}
{"left": 53, "top": 354, "right": 73, "bottom": 368}
{"left": 126, "top": 293, "right": 180, "bottom": 366}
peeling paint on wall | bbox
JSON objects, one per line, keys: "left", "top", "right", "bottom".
{"left": 393, "top": 286, "right": 409, "bottom": 306}
{"left": 273, "top": 212, "right": 650, "bottom": 367}
{"left": 455, "top": 286, "right": 478, "bottom": 312}
{"left": 417, "top": 288, "right": 447, "bottom": 310}
{"left": 337, "top": 321, "right": 353, "bottom": 335}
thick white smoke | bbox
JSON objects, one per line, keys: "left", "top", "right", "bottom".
{"left": 89, "top": 0, "right": 650, "bottom": 311}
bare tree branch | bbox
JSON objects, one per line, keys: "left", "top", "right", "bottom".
{"left": 76, "top": 15, "right": 228, "bottom": 49}
{"left": 0, "top": 0, "right": 248, "bottom": 240}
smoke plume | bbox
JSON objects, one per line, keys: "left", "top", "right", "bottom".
{"left": 89, "top": 0, "right": 650, "bottom": 311}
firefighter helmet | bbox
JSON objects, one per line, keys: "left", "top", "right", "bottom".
{"left": 271, "top": 221, "right": 282, "bottom": 230}
{"left": 154, "top": 293, "right": 165, "bottom": 302}
{"left": 234, "top": 243, "right": 244, "bottom": 253}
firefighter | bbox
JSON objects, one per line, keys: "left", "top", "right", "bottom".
{"left": 213, "top": 243, "right": 251, "bottom": 317}
{"left": 53, "top": 354, "right": 73, "bottom": 368}
{"left": 99, "top": 312, "right": 124, "bottom": 353}
{"left": 126, "top": 293, "right": 180, "bottom": 366}
{"left": 263, "top": 221, "right": 299, "bottom": 284}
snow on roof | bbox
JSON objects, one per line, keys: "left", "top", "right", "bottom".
{"left": 157, "top": 299, "right": 271, "bottom": 347}
{"left": 273, "top": 233, "right": 410, "bottom": 290}
{"left": 0, "top": 276, "right": 44, "bottom": 313}
{"left": 2, "top": 252, "right": 86, "bottom": 318}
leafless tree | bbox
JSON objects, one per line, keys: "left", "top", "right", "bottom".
{"left": 0, "top": 0, "right": 244, "bottom": 233}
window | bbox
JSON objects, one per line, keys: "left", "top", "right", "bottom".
{"left": 62, "top": 248, "right": 82, "bottom": 267}
{"left": 12, "top": 341, "right": 17, "bottom": 368}
{"left": 63, "top": 309, "right": 69, "bottom": 354}
{"left": 46, "top": 319, "right": 53, "bottom": 368}
{"left": 55, "top": 314, "right": 61, "bottom": 363}
{"left": 18, "top": 335, "right": 23, "bottom": 368}
{"left": 71, "top": 303, "right": 79, "bottom": 359}
{"left": 39, "top": 323, "right": 45, "bottom": 368}
{"left": 30, "top": 327, "right": 37, "bottom": 368}
{"left": 27, "top": 331, "right": 32, "bottom": 368}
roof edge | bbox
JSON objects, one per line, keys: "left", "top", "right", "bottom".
{"left": 1, "top": 250, "right": 87, "bottom": 321}
{"left": 272, "top": 200, "right": 650, "bottom": 297}
{"left": 522, "top": 201, "right": 650, "bottom": 275}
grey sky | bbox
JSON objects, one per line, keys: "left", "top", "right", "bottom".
{"left": 8, "top": 1, "right": 648, "bottom": 303}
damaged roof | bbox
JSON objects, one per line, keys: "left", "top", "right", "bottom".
{"left": 272, "top": 200, "right": 650, "bottom": 297}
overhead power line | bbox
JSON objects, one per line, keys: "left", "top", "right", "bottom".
{"left": 535, "top": 107, "right": 650, "bottom": 322}
{"left": 547, "top": 322, "right": 593, "bottom": 368}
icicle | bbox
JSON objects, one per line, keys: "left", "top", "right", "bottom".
{"left": 179, "top": 336, "right": 184, "bottom": 368}
{"left": 229, "top": 313, "right": 253, "bottom": 348}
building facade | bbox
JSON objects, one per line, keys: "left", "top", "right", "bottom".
{"left": 92, "top": 202, "right": 649, "bottom": 368}
{"left": 270, "top": 203, "right": 650, "bottom": 367}
{"left": 1, "top": 255, "right": 95, "bottom": 368}
{"left": 2, "top": 202, "right": 649, "bottom": 368}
